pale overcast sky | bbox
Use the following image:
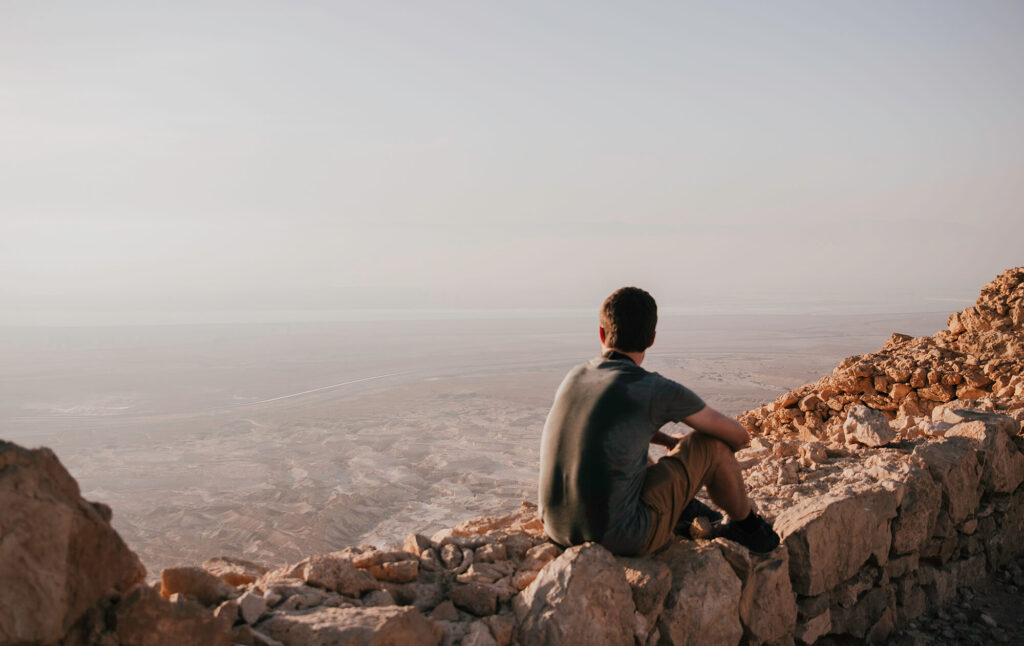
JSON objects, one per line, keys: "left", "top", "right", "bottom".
{"left": 2, "top": 1, "right": 1022, "bottom": 321}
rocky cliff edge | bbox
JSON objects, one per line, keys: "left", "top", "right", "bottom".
{"left": 3, "top": 268, "right": 1024, "bottom": 646}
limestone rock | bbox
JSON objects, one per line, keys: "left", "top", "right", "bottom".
{"left": 891, "top": 464, "right": 942, "bottom": 554}
{"left": 983, "top": 493, "right": 1024, "bottom": 568}
{"left": 404, "top": 533, "right": 433, "bottom": 555}
{"left": 775, "top": 485, "right": 898, "bottom": 596}
{"left": 653, "top": 541, "right": 743, "bottom": 646}
{"left": 360, "top": 589, "right": 396, "bottom": 607}
{"left": 462, "top": 620, "right": 499, "bottom": 646}
{"left": 214, "top": 599, "right": 239, "bottom": 625}
{"left": 260, "top": 606, "right": 442, "bottom": 646}
{"left": 946, "top": 413, "right": 1024, "bottom": 493}
{"left": 475, "top": 543, "right": 508, "bottom": 563}
{"left": 450, "top": 581, "right": 499, "bottom": 616}
{"left": 829, "top": 583, "right": 895, "bottom": 639}
{"left": 450, "top": 502, "right": 544, "bottom": 538}
{"left": 237, "top": 589, "right": 267, "bottom": 625}
{"left": 262, "top": 580, "right": 327, "bottom": 610}
{"left": 514, "top": 543, "right": 635, "bottom": 646}
{"left": 918, "top": 383, "right": 955, "bottom": 403}
{"left": 203, "top": 556, "right": 269, "bottom": 587}
{"left": 429, "top": 600, "right": 458, "bottom": 622}
{"left": 513, "top": 542, "right": 562, "bottom": 590}
{"left": 114, "top": 583, "right": 231, "bottom": 646}
{"left": 161, "top": 566, "right": 236, "bottom": 606}
{"left": 0, "top": 441, "right": 146, "bottom": 645}
{"left": 436, "top": 619, "right": 471, "bottom": 646}
{"left": 617, "top": 556, "right": 672, "bottom": 631}
{"left": 519, "top": 542, "right": 562, "bottom": 571}
{"left": 483, "top": 614, "right": 515, "bottom": 646}
{"left": 456, "top": 561, "right": 516, "bottom": 584}
{"left": 365, "top": 559, "right": 418, "bottom": 583}
{"left": 440, "top": 543, "right": 463, "bottom": 570}
{"left": 912, "top": 437, "right": 982, "bottom": 523}
{"left": 843, "top": 405, "right": 896, "bottom": 447}
{"left": 300, "top": 555, "right": 381, "bottom": 597}
{"left": 387, "top": 581, "right": 445, "bottom": 612}
{"left": 738, "top": 550, "right": 798, "bottom": 644}
{"left": 794, "top": 594, "right": 830, "bottom": 645}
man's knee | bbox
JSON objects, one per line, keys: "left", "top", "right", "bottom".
{"left": 684, "top": 432, "right": 730, "bottom": 458}
{"left": 683, "top": 433, "right": 735, "bottom": 480}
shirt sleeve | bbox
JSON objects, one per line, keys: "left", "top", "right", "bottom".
{"left": 649, "top": 373, "right": 706, "bottom": 427}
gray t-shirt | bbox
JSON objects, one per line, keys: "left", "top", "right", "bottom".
{"left": 538, "top": 351, "right": 706, "bottom": 555}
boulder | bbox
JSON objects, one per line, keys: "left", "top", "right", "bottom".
{"left": 843, "top": 405, "right": 896, "bottom": 447}
{"left": 891, "top": 464, "right": 942, "bottom": 554}
{"left": 794, "top": 594, "right": 831, "bottom": 645}
{"left": 483, "top": 615, "right": 515, "bottom": 646}
{"left": 514, "top": 543, "right": 635, "bottom": 646}
{"left": 828, "top": 583, "right": 896, "bottom": 640}
{"left": 918, "top": 383, "right": 955, "bottom": 403}
{"left": 917, "top": 563, "right": 956, "bottom": 607}
{"left": 450, "top": 581, "right": 500, "bottom": 616}
{"left": 365, "top": 559, "right": 419, "bottom": 583}
{"left": 617, "top": 556, "right": 672, "bottom": 632}
{"left": 386, "top": 581, "right": 445, "bottom": 612}
{"left": 113, "top": 584, "right": 231, "bottom": 646}
{"left": 203, "top": 556, "right": 269, "bottom": 587}
{"left": 738, "top": 550, "right": 798, "bottom": 644}
{"left": 912, "top": 438, "right": 982, "bottom": 523}
{"left": 946, "top": 413, "right": 1024, "bottom": 493}
{"left": 450, "top": 502, "right": 544, "bottom": 538}
{"left": 0, "top": 441, "right": 146, "bottom": 645}
{"left": 403, "top": 533, "right": 433, "bottom": 555}
{"left": 262, "top": 580, "right": 328, "bottom": 610}
{"left": 775, "top": 485, "right": 898, "bottom": 596}
{"left": 512, "top": 542, "right": 562, "bottom": 590}
{"left": 428, "top": 600, "right": 458, "bottom": 622}
{"left": 161, "top": 566, "right": 236, "bottom": 606}
{"left": 260, "top": 606, "right": 442, "bottom": 646}
{"left": 653, "top": 541, "right": 743, "bottom": 646}
{"left": 300, "top": 555, "right": 380, "bottom": 597}
{"left": 984, "top": 493, "right": 1024, "bottom": 568}
{"left": 236, "top": 590, "right": 268, "bottom": 625}
{"left": 462, "top": 620, "right": 499, "bottom": 646}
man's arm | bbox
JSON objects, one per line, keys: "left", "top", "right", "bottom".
{"left": 681, "top": 406, "right": 751, "bottom": 452}
{"left": 650, "top": 430, "right": 680, "bottom": 448}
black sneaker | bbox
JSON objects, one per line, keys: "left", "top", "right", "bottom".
{"left": 718, "top": 514, "right": 781, "bottom": 553}
{"left": 677, "top": 498, "right": 724, "bottom": 527}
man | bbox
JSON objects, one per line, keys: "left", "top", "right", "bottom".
{"left": 538, "top": 286, "right": 779, "bottom": 556}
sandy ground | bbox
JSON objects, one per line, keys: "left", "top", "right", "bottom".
{"left": 0, "top": 311, "right": 948, "bottom": 574}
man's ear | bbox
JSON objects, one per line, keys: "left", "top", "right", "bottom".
{"left": 650, "top": 330, "right": 656, "bottom": 347}
{"left": 599, "top": 327, "right": 606, "bottom": 344}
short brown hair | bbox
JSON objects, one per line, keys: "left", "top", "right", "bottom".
{"left": 600, "top": 287, "right": 657, "bottom": 352}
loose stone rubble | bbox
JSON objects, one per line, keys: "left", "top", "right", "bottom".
{"left": 3, "top": 267, "right": 1024, "bottom": 645}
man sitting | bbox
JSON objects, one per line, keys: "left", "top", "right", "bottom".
{"left": 538, "top": 286, "right": 779, "bottom": 556}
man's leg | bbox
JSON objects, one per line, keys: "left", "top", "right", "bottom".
{"left": 638, "top": 433, "right": 778, "bottom": 555}
{"left": 694, "top": 437, "right": 780, "bottom": 552}
{"left": 636, "top": 433, "right": 721, "bottom": 555}
{"left": 699, "top": 437, "right": 751, "bottom": 520}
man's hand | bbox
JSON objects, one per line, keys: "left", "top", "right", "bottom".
{"left": 682, "top": 406, "right": 751, "bottom": 452}
{"left": 650, "top": 430, "right": 681, "bottom": 448}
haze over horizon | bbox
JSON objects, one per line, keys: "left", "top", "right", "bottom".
{"left": 3, "top": 2, "right": 1023, "bottom": 324}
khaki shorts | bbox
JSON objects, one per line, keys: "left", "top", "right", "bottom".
{"left": 636, "top": 432, "right": 720, "bottom": 556}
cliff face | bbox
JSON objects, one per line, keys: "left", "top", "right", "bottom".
{"left": 3, "top": 268, "right": 1024, "bottom": 646}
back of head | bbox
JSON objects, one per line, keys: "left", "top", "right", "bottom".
{"left": 600, "top": 287, "right": 657, "bottom": 352}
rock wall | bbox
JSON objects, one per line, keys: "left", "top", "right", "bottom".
{"left": 3, "top": 267, "right": 1023, "bottom": 646}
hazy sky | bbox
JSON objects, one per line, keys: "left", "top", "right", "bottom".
{"left": 2, "top": 1, "right": 1022, "bottom": 321}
